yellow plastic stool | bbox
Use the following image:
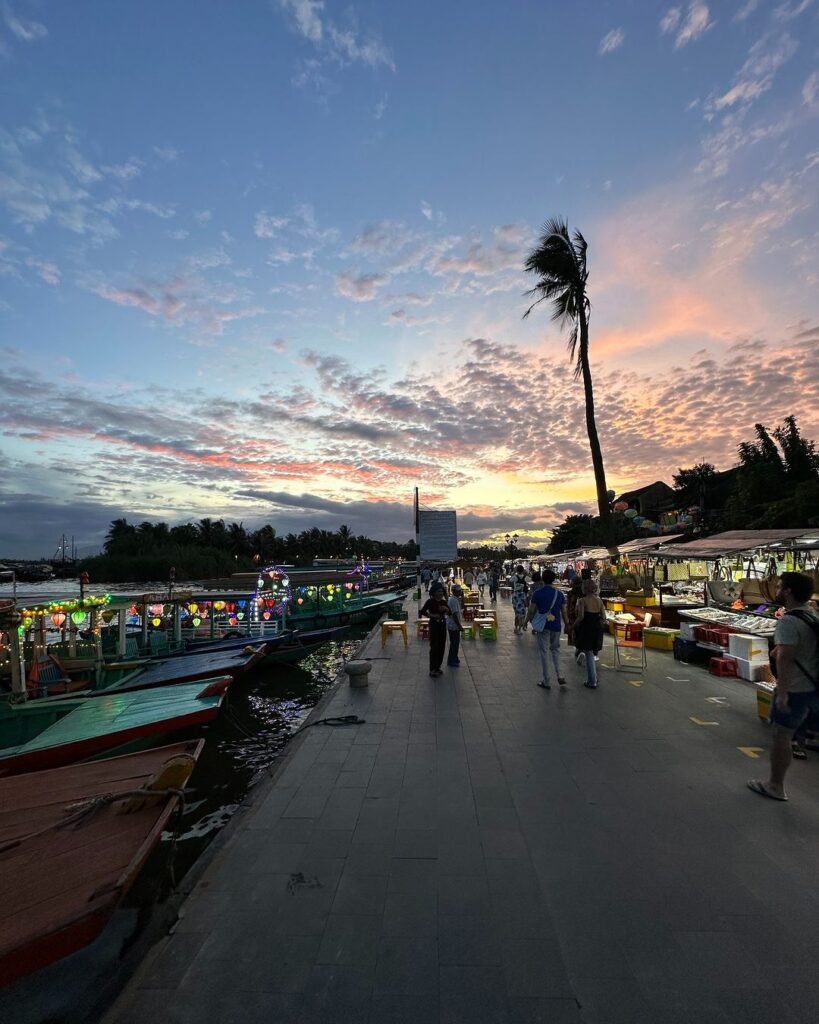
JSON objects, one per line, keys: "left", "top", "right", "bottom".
{"left": 381, "top": 620, "right": 409, "bottom": 648}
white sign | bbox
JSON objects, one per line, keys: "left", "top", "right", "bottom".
{"left": 419, "top": 510, "right": 458, "bottom": 562}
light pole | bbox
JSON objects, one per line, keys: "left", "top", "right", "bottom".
{"left": 505, "top": 533, "right": 519, "bottom": 559}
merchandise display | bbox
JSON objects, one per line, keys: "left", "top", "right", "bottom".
{"left": 678, "top": 607, "right": 777, "bottom": 637}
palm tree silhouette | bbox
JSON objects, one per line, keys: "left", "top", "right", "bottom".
{"left": 523, "top": 218, "right": 612, "bottom": 545}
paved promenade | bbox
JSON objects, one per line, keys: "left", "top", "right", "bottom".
{"left": 106, "top": 595, "right": 819, "bottom": 1024}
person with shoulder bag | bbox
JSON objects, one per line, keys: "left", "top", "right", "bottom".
{"left": 527, "top": 570, "right": 568, "bottom": 688}
{"left": 748, "top": 572, "right": 819, "bottom": 802}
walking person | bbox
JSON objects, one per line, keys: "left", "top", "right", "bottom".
{"left": 476, "top": 568, "right": 488, "bottom": 598}
{"left": 564, "top": 576, "right": 584, "bottom": 659}
{"left": 446, "top": 584, "right": 466, "bottom": 667}
{"left": 748, "top": 572, "right": 819, "bottom": 801}
{"left": 420, "top": 565, "right": 432, "bottom": 592}
{"left": 573, "top": 579, "right": 607, "bottom": 688}
{"left": 420, "top": 582, "right": 449, "bottom": 678}
{"left": 511, "top": 565, "right": 529, "bottom": 634}
{"left": 527, "top": 569, "right": 567, "bottom": 688}
{"left": 489, "top": 564, "right": 500, "bottom": 602}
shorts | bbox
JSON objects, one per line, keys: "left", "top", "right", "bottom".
{"left": 770, "top": 689, "right": 819, "bottom": 732}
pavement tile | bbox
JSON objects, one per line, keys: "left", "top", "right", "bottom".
{"left": 297, "top": 965, "right": 374, "bottom": 1024}
{"left": 316, "top": 914, "right": 383, "bottom": 967}
{"left": 393, "top": 828, "right": 439, "bottom": 858}
{"left": 333, "top": 872, "right": 389, "bottom": 916}
{"left": 439, "top": 966, "right": 511, "bottom": 1024}
{"left": 382, "top": 891, "right": 438, "bottom": 937}
{"left": 374, "top": 936, "right": 438, "bottom": 995}
{"left": 388, "top": 857, "right": 439, "bottom": 894}
{"left": 438, "top": 913, "right": 501, "bottom": 966}
{"left": 368, "top": 994, "right": 440, "bottom": 1024}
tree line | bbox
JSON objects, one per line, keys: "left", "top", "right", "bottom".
{"left": 80, "top": 519, "right": 418, "bottom": 583}
{"left": 547, "top": 416, "right": 819, "bottom": 554}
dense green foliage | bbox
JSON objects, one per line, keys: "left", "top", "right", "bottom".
{"left": 548, "top": 417, "right": 819, "bottom": 554}
{"left": 80, "top": 519, "right": 417, "bottom": 583}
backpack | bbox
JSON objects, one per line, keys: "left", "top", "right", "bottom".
{"left": 785, "top": 609, "right": 819, "bottom": 691}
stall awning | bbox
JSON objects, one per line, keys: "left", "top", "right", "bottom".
{"left": 655, "top": 529, "right": 816, "bottom": 560}
{"left": 616, "top": 535, "right": 684, "bottom": 556}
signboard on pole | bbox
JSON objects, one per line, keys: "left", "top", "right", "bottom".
{"left": 419, "top": 510, "right": 458, "bottom": 562}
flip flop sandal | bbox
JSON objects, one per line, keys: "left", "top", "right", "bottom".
{"left": 747, "top": 779, "right": 788, "bottom": 801}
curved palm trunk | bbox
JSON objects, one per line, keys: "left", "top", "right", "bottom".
{"left": 577, "top": 305, "right": 613, "bottom": 549}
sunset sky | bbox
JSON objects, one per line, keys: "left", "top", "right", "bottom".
{"left": 2, "top": 1, "right": 819, "bottom": 556}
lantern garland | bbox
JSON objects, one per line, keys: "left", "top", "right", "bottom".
{"left": 254, "top": 565, "right": 292, "bottom": 616}
{"left": 18, "top": 594, "right": 112, "bottom": 622}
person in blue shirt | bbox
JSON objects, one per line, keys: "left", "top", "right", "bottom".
{"left": 527, "top": 569, "right": 568, "bottom": 688}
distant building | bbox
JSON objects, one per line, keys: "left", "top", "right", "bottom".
{"left": 616, "top": 481, "right": 677, "bottom": 521}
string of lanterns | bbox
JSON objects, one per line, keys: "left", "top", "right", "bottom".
{"left": 613, "top": 502, "right": 698, "bottom": 535}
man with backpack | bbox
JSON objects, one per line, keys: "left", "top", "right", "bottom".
{"left": 748, "top": 571, "right": 819, "bottom": 802}
{"left": 527, "top": 569, "right": 568, "bottom": 689}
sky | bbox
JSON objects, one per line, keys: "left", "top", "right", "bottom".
{"left": 1, "top": 0, "right": 818, "bottom": 557}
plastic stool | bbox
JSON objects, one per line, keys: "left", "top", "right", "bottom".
{"left": 709, "top": 657, "right": 737, "bottom": 677}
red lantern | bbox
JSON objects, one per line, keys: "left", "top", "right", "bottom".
{"left": 225, "top": 603, "right": 235, "bottom": 613}
{"left": 51, "top": 612, "right": 66, "bottom": 628}
{"left": 262, "top": 611, "right": 271, "bottom": 620}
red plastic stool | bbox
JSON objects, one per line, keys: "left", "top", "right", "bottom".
{"left": 709, "top": 657, "right": 737, "bottom": 677}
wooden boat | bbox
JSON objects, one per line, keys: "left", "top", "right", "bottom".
{"left": 0, "top": 740, "right": 202, "bottom": 987}
{"left": 0, "top": 677, "right": 230, "bottom": 777}
{"left": 98, "top": 646, "right": 268, "bottom": 694}
{"left": 189, "top": 625, "right": 349, "bottom": 662}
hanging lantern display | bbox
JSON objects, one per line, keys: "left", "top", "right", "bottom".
{"left": 345, "top": 592, "right": 351, "bottom": 600}
{"left": 262, "top": 611, "right": 271, "bottom": 620}
{"left": 51, "top": 612, "right": 66, "bottom": 628}
{"left": 189, "top": 603, "right": 198, "bottom": 614}
{"left": 151, "top": 617, "right": 161, "bottom": 627}
{"left": 149, "top": 604, "right": 164, "bottom": 616}
{"left": 297, "top": 597, "right": 304, "bottom": 605}
{"left": 214, "top": 601, "right": 225, "bottom": 611}
{"left": 624, "top": 508, "right": 638, "bottom": 519}
{"left": 228, "top": 615, "right": 238, "bottom": 626}
{"left": 72, "top": 610, "right": 87, "bottom": 625}
{"left": 613, "top": 501, "right": 629, "bottom": 513}
{"left": 23, "top": 616, "right": 33, "bottom": 629}
{"left": 192, "top": 616, "right": 201, "bottom": 627}
{"left": 237, "top": 612, "right": 245, "bottom": 620}
{"left": 102, "top": 609, "right": 116, "bottom": 623}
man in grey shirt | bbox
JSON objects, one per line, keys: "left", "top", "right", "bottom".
{"left": 748, "top": 572, "right": 819, "bottom": 801}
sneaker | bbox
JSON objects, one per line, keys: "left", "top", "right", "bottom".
{"left": 594, "top": 655, "right": 600, "bottom": 662}
{"left": 576, "top": 652, "right": 585, "bottom": 665}
{"left": 557, "top": 678, "right": 568, "bottom": 686}
{"left": 537, "top": 681, "right": 551, "bottom": 689}
{"left": 446, "top": 661, "right": 460, "bottom": 668}
{"left": 429, "top": 669, "right": 443, "bottom": 677}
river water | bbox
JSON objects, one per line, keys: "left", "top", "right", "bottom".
{"left": 0, "top": 579, "right": 371, "bottom": 1022}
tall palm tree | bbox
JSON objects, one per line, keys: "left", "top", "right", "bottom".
{"left": 523, "top": 218, "right": 612, "bottom": 545}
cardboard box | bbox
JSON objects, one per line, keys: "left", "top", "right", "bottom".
{"left": 736, "top": 658, "right": 773, "bottom": 682}
{"left": 756, "top": 686, "right": 773, "bottom": 720}
{"left": 728, "top": 633, "right": 768, "bottom": 663}
{"left": 626, "top": 595, "right": 657, "bottom": 607}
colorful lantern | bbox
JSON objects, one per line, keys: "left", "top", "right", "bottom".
{"left": 624, "top": 508, "right": 638, "bottom": 519}
{"left": 613, "top": 501, "right": 629, "bottom": 513}
{"left": 152, "top": 617, "right": 161, "bottom": 627}
{"left": 214, "top": 601, "right": 225, "bottom": 611}
{"left": 189, "top": 603, "right": 198, "bottom": 614}
{"left": 297, "top": 597, "right": 304, "bottom": 605}
{"left": 102, "top": 610, "right": 115, "bottom": 623}
{"left": 192, "top": 616, "right": 201, "bottom": 627}
{"left": 72, "top": 611, "right": 86, "bottom": 625}
{"left": 262, "top": 611, "right": 271, "bottom": 620}
{"left": 51, "top": 613, "right": 66, "bottom": 627}
{"left": 228, "top": 615, "right": 238, "bottom": 626}
{"left": 237, "top": 612, "right": 245, "bottom": 620}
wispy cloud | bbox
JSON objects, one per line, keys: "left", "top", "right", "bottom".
{"left": 374, "top": 93, "right": 388, "bottom": 119}
{"left": 661, "top": 4, "right": 713, "bottom": 48}
{"left": 712, "top": 32, "right": 798, "bottom": 110}
{"left": 734, "top": 0, "right": 759, "bottom": 21}
{"left": 153, "top": 145, "right": 181, "bottom": 162}
{"left": 803, "top": 69, "right": 819, "bottom": 108}
{"left": 3, "top": 4, "right": 47, "bottom": 42}
{"left": 335, "top": 270, "right": 386, "bottom": 301}
{"left": 278, "top": 0, "right": 395, "bottom": 72}
{"left": 598, "top": 28, "right": 625, "bottom": 55}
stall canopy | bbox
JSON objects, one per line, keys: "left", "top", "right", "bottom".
{"left": 616, "top": 536, "right": 684, "bottom": 556}
{"left": 656, "top": 529, "right": 816, "bottom": 560}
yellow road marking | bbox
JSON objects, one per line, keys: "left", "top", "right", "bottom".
{"left": 689, "top": 716, "right": 719, "bottom": 726}
{"left": 738, "top": 746, "right": 764, "bottom": 759}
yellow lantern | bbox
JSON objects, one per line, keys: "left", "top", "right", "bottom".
{"left": 189, "top": 603, "right": 198, "bottom": 614}
{"left": 151, "top": 617, "right": 161, "bottom": 627}
{"left": 214, "top": 601, "right": 225, "bottom": 611}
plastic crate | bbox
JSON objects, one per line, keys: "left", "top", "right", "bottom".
{"left": 644, "top": 628, "right": 679, "bottom": 651}
{"left": 673, "top": 637, "right": 710, "bottom": 664}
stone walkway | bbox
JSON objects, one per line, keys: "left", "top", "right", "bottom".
{"left": 106, "top": 594, "right": 819, "bottom": 1024}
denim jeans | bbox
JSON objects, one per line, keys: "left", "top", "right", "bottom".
{"left": 447, "top": 628, "right": 461, "bottom": 664}
{"left": 536, "top": 629, "right": 561, "bottom": 683}
{"left": 581, "top": 650, "right": 597, "bottom": 686}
